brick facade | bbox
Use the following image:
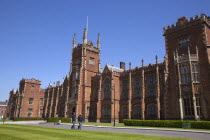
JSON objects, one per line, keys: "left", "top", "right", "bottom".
{"left": 7, "top": 14, "right": 210, "bottom": 121}
{"left": 0, "top": 101, "right": 7, "bottom": 119}
{"left": 7, "top": 78, "right": 45, "bottom": 118}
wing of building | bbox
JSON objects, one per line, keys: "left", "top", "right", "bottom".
{"left": 7, "top": 14, "right": 210, "bottom": 121}
{"left": 0, "top": 101, "right": 8, "bottom": 119}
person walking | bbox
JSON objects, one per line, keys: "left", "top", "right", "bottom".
{"left": 71, "top": 113, "right": 76, "bottom": 129}
{"left": 77, "top": 114, "right": 83, "bottom": 130}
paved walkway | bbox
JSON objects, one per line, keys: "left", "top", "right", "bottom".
{"left": 3, "top": 121, "right": 210, "bottom": 140}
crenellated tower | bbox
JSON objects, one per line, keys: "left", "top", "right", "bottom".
{"left": 163, "top": 14, "right": 210, "bottom": 120}
{"left": 68, "top": 28, "right": 101, "bottom": 121}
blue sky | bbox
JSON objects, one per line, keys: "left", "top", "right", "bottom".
{"left": 0, "top": 0, "right": 209, "bottom": 101}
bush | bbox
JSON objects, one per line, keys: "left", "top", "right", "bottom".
{"left": 13, "top": 117, "right": 44, "bottom": 121}
{"left": 190, "top": 121, "right": 210, "bottom": 129}
{"left": 47, "top": 117, "right": 71, "bottom": 123}
{"left": 123, "top": 119, "right": 210, "bottom": 129}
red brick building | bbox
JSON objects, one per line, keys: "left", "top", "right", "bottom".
{"left": 8, "top": 14, "right": 210, "bottom": 121}
{"left": 0, "top": 101, "right": 7, "bottom": 119}
{"left": 7, "top": 78, "right": 45, "bottom": 118}
{"left": 163, "top": 14, "right": 210, "bottom": 120}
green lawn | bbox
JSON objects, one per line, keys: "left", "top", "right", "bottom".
{"left": 0, "top": 124, "right": 191, "bottom": 140}
{"left": 0, "top": 119, "right": 12, "bottom": 122}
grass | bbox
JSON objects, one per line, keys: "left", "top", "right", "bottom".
{"left": 56, "top": 121, "right": 210, "bottom": 131}
{"left": 0, "top": 124, "right": 191, "bottom": 140}
{"left": 0, "top": 119, "right": 12, "bottom": 122}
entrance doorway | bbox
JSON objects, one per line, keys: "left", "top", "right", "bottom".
{"left": 72, "top": 107, "right": 76, "bottom": 115}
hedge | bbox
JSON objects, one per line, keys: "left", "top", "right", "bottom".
{"left": 123, "top": 119, "right": 210, "bottom": 129}
{"left": 13, "top": 117, "right": 44, "bottom": 121}
{"left": 47, "top": 117, "right": 71, "bottom": 123}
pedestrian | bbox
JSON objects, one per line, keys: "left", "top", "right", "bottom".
{"left": 44, "top": 115, "right": 47, "bottom": 121}
{"left": 77, "top": 114, "right": 83, "bottom": 130}
{"left": 54, "top": 113, "right": 61, "bottom": 125}
{"left": 71, "top": 113, "right": 76, "bottom": 129}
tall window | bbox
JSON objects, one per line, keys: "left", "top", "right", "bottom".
{"left": 122, "top": 80, "right": 129, "bottom": 89}
{"left": 75, "top": 87, "right": 78, "bottom": 96}
{"left": 28, "top": 109, "right": 33, "bottom": 117}
{"left": 133, "top": 105, "right": 141, "bottom": 117}
{"left": 89, "top": 57, "right": 95, "bottom": 64}
{"left": 147, "top": 75, "right": 156, "bottom": 97}
{"left": 75, "top": 71, "right": 79, "bottom": 80}
{"left": 133, "top": 78, "right": 141, "bottom": 98}
{"left": 196, "top": 97, "right": 203, "bottom": 117}
{"left": 183, "top": 97, "right": 194, "bottom": 118}
{"left": 122, "top": 91, "right": 128, "bottom": 99}
{"left": 31, "top": 86, "right": 35, "bottom": 91}
{"left": 104, "top": 79, "right": 111, "bottom": 99}
{"left": 134, "top": 78, "right": 141, "bottom": 88}
{"left": 94, "top": 88, "right": 99, "bottom": 100}
{"left": 192, "top": 63, "right": 199, "bottom": 82}
{"left": 28, "top": 98, "right": 34, "bottom": 105}
{"left": 122, "top": 80, "right": 128, "bottom": 99}
{"left": 147, "top": 104, "right": 157, "bottom": 119}
{"left": 178, "top": 38, "right": 190, "bottom": 48}
{"left": 121, "top": 106, "right": 128, "bottom": 117}
{"left": 134, "top": 91, "right": 140, "bottom": 98}
{"left": 103, "top": 105, "right": 110, "bottom": 116}
{"left": 71, "top": 87, "right": 78, "bottom": 98}
{"left": 39, "top": 109, "right": 43, "bottom": 117}
{"left": 180, "top": 65, "right": 191, "bottom": 84}
{"left": 40, "top": 98, "right": 44, "bottom": 106}
{"left": 93, "top": 106, "right": 97, "bottom": 117}
{"left": 73, "top": 71, "right": 79, "bottom": 81}
{"left": 71, "top": 88, "right": 75, "bottom": 97}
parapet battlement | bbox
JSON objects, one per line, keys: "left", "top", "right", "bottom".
{"left": 74, "top": 41, "right": 100, "bottom": 54}
{"left": 21, "top": 78, "right": 41, "bottom": 85}
{"left": 163, "top": 13, "right": 210, "bottom": 35}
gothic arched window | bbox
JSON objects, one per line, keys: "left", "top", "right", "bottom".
{"left": 103, "top": 105, "right": 111, "bottom": 116}
{"left": 121, "top": 80, "right": 128, "bottom": 99}
{"left": 147, "top": 104, "right": 157, "bottom": 119}
{"left": 146, "top": 75, "right": 156, "bottom": 97}
{"left": 104, "top": 79, "right": 111, "bottom": 99}
{"left": 121, "top": 106, "right": 128, "bottom": 117}
{"left": 132, "top": 105, "right": 141, "bottom": 118}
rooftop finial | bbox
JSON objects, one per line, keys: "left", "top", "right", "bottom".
{"left": 83, "top": 28, "right": 87, "bottom": 44}
{"left": 83, "top": 16, "right": 88, "bottom": 45}
{"left": 129, "top": 62, "right": 131, "bottom": 70}
{"left": 156, "top": 55, "right": 158, "bottom": 64}
{"left": 86, "top": 16, "right": 88, "bottom": 35}
{"left": 141, "top": 59, "right": 144, "bottom": 67}
{"left": 97, "top": 33, "right": 100, "bottom": 49}
{"left": 72, "top": 33, "right": 76, "bottom": 48}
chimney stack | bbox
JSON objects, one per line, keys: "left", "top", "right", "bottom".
{"left": 120, "top": 62, "right": 125, "bottom": 70}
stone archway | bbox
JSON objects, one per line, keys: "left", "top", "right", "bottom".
{"left": 72, "top": 107, "right": 76, "bottom": 115}
{"left": 67, "top": 99, "right": 77, "bottom": 118}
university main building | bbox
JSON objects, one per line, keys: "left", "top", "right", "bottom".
{"left": 7, "top": 14, "right": 210, "bottom": 122}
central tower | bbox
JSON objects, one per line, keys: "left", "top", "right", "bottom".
{"left": 68, "top": 28, "right": 101, "bottom": 121}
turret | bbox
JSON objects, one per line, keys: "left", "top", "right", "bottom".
{"left": 97, "top": 33, "right": 100, "bottom": 49}
{"left": 141, "top": 59, "right": 144, "bottom": 67}
{"left": 83, "top": 28, "right": 87, "bottom": 44}
{"left": 156, "top": 55, "right": 158, "bottom": 64}
{"left": 72, "top": 33, "right": 76, "bottom": 48}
